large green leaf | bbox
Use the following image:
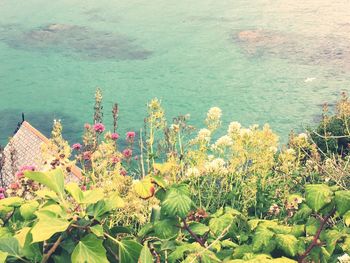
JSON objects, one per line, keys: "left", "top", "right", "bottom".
{"left": 275, "top": 234, "right": 298, "bottom": 257}
{"left": 188, "top": 222, "right": 210, "bottom": 236}
{"left": 138, "top": 244, "right": 153, "bottom": 263}
{"left": 252, "top": 226, "right": 275, "bottom": 253}
{"left": 118, "top": 240, "right": 142, "bottom": 263}
{"left": 0, "top": 197, "right": 23, "bottom": 207}
{"left": 25, "top": 168, "right": 65, "bottom": 197}
{"left": 335, "top": 190, "right": 350, "bottom": 216}
{"left": 154, "top": 219, "right": 179, "bottom": 239}
{"left": 305, "top": 184, "right": 333, "bottom": 212}
{"left": 0, "top": 238, "right": 22, "bottom": 261}
{"left": 162, "top": 185, "right": 193, "bottom": 218}
{"left": 323, "top": 230, "right": 343, "bottom": 255}
{"left": 71, "top": 234, "right": 108, "bottom": 263}
{"left": 133, "top": 178, "right": 155, "bottom": 199}
{"left": 209, "top": 213, "right": 234, "bottom": 237}
{"left": 31, "top": 211, "right": 70, "bottom": 243}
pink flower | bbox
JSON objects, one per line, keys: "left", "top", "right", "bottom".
{"left": 19, "top": 165, "right": 35, "bottom": 172}
{"left": 111, "top": 133, "right": 119, "bottom": 140}
{"left": 134, "top": 156, "right": 139, "bottom": 160}
{"left": 122, "top": 148, "right": 132, "bottom": 159}
{"left": 126, "top": 131, "right": 136, "bottom": 142}
{"left": 111, "top": 156, "right": 120, "bottom": 164}
{"left": 9, "top": 183, "right": 19, "bottom": 190}
{"left": 15, "top": 172, "right": 24, "bottom": 179}
{"left": 72, "top": 143, "right": 82, "bottom": 150}
{"left": 84, "top": 123, "right": 91, "bottom": 129}
{"left": 81, "top": 185, "right": 87, "bottom": 191}
{"left": 93, "top": 123, "right": 105, "bottom": 133}
{"left": 83, "top": 151, "right": 92, "bottom": 160}
{"left": 0, "top": 193, "right": 5, "bottom": 200}
{"left": 120, "top": 169, "right": 127, "bottom": 176}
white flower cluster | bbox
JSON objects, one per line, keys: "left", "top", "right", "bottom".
{"left": 227, "top": 121, "right": 241, "bottom": 134}
{"left": 212, "top": 135, "right": 233, "bottom": 151}
{"left": 204, "top": 158, "right": 227, "bottom": 174}
{"left": 207, "top": 107, "right": 222, "bottom": 121}
{"left": 185, "top": 167, "right": 200, "bottom": 178}
{"left": 197, "top": 128, "right": 211, "bottom": 143}
{"left": 338, "top": 253, "right": 350, "bottom": 263}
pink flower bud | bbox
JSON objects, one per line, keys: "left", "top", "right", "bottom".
{"left": 93, "top": 123, "right": 105, "bottom": 133}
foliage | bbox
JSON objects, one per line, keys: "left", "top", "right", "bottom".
{"left": 0, "top": 90, "right": 349, "bottom": 262}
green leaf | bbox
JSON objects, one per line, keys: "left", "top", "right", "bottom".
{"left": 306, "top": 218, "right": 321, "bottom": 236}
{"left": 323, "top": 230, "right": 343, "bottom": 255}
{"left": 335, "top": 190, "right": 350, "bottom": 216}
{"left": 20, "top": 200, "right": 39, "bottom": 220}
{"left": 0, "top": 251, "right": 8, "bottom": 263}
{"left": 252, "top": 226, "right": 275, "bottom": 253}
{"left": 0, "top": 238, "right": 22, "bottom": 260}
{"left": 14, "top": 227, "right": 31, "bottom": 247}
{"left": 90, "top": 225, "right": 104, "bottom": 237}
{"left": 71, "top": 234, "right": 108, "bottom": 263}
{"left": 133, "top": 178, "right": 155, "bottom": 199}
{"left": 82, "top": 189, "right": 104, "bottom": 204}
{"left": 168, "top": 243, "right": 201, "bottom": 262}
{"left": 344, "top": 211, "right": 350, "bottom": 227}
{"left": 0, "top": 197, "right": 23, "bottom": 207}
{"left": 162, "top": 184, "right": 193, "bottom": 218}
{"left": 25, "top": 168, "right": 65, "bottom": 197}
{"left": 209, "top": 213, "right": 234, "bottom": 237}
{"left": 188, "top": 222, "right": 209, "bottom": 236}
{"left": 138, "top": 244, "right": 153, "bottom": 263}
{"left": 119, "top": 240, "right": 142, "bottom": 263}
{"left": 35, "top": 190, "right": 59, "bottom": 201}
{"left": 293, "top": 204, "right": 312, "bottom": 222}
{"left": 65, "top": 182, "right": 84, "bottom": 203}
{"left": 31, "top": 211, "right": 70, "bottom": 243}
{"left": 305, "top": 184, "right": 333, "bottom": 212}
{"left": 275, "top": 234, "right": 298, "bottom": 257}
{"left": 154, "top": 219, "right": 179, "bottom": 239}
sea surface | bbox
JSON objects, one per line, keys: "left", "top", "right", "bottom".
{"left": 0, "top": 0, "right": 350, "bottom": 145}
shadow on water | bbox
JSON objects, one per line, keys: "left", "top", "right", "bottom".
{"left": 0, "top": 109, "right": 82, "bottom": 147}
{"left": 0, "top": 23, "right": 152, "bottom": 60}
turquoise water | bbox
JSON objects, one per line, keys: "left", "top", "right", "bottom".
{"left": 1, "top": 0, "right": 350, "bottom": 145}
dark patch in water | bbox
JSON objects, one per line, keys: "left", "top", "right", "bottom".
{"left": 233, "top": 29, "right": 350, "bottom": 71}
{"left": 0, "top": 109, "right": 82, "bottom": 146}
{"left": 0, "top": 23, "right": 152, "bottom": 60}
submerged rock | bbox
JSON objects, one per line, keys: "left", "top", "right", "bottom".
{"left": 0, "top": 23, "right": 152, "bottom": 60}
{"left": 234, "top": 29, "right": 350, "bottom": 71}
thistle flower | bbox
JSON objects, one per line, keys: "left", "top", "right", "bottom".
{"left": 72, "top": 143, "right": 82, "bottom": 150}
{"left": 83, "top": 151, "right": 92, "bottom": 160}
{"left": 111, "top": 133, "right": 119, "bottom": 140}
{"left": 126, "top": 131, "right": 136, "bottom": 142}
{"left": 123, "top": 148, "right": 133, "bottom": 159}
{"left": 93, "top": 123, "right": 105, "bottom": 133}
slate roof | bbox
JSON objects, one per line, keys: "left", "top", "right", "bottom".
{"left": 0, "top": 121, "right": 81, "bottom": 187}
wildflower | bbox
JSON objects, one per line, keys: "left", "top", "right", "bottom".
{"left": 239, "top": 128, "right": 252, "bottom": 137}
{"left": 9, "top": 183, "right": 19, "bottom": 190}
{"left": 228, "top": 121, "right": 241, "bottom": 134}
{"left": 134, "top": 156, "right": 139, "bottom": 160}
{"left": 126, "top": 131, "right": 136, "bottom": 142}
{"left": 111, "top": 156, "right": 121, "bottom": 164}
{"left": 81, "top": 185, "right": 87, "bottom": 191}
{"left": 186, "top": 167, "right": 200, "bottom": 177}
{"left": 83, "top": 151, "right": 92, "bottom": 160}
{"left": 170, "top": 124, "right": 180, "bottom": 133}
{"left": 205, "top": 158, "right": 227, "bottom": 174}
{"left": 0, "top": 193, "right": 5, "bottom": 200}
{"left": 72, "top": 143, "right": 82, "bottom": 150}
{"left": 338, "top": 253, "right": 350, "bottom": 263}
{"left": 268, "top": 204, "right": 280, "bottom": 216}
{"left": 111, "top": 133, "right": 119, "bottom": 140}
{"left": 84, "top": 123, "right": 91, "bottom": 129}
{"left": 123, "top": 148, "right": 133, "bottom": 159}
{"left": 197, "top": 128, "right": 211, "bottom": 143}
{"left": 207, "top": 107, "right": 222, "bottom": 121}
{"left": 93, "top": 123, "right": 105, "bottom": 133}
{"left": 15, "top": 165, "right": 36, "bottom": 179}
{"left": 212, "top": 135, "right": 233, "bottom": 150}
{"left": 120, "top": 169, "right": 127, "bottom": 176}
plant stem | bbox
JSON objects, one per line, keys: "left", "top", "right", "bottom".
{"left": 41, "top": 235, "right": 63, "bottom": 263}
{"left": 298, "top": 208, "right": 336, "bottom": 263}
{"left": 181, "top": 218, "right": 206, "bottom": 247}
